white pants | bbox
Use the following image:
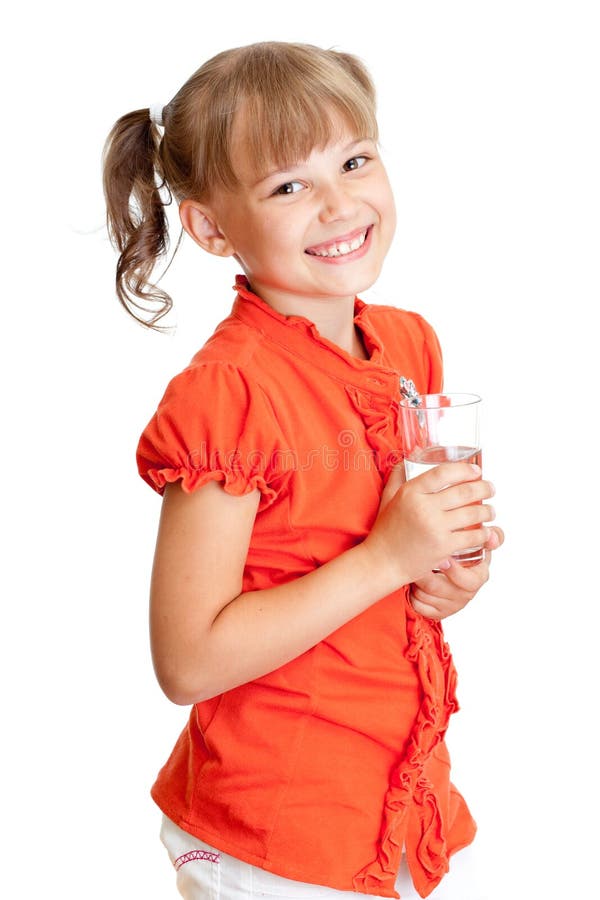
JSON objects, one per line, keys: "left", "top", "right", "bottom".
{"left": 160, "top": 816, "right": 486, "bottom": 899}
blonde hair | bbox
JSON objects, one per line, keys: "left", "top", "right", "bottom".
{"left": 103, "top": 42, "right": 378, "bottom": 328}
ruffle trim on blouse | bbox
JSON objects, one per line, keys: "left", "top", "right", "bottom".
{"left": 345, "top": 386, "right": 402, "bottom": 478}
{"left": 352, "top": 603, "right": 459, "bottom": 898}
{"left": 144, "top": 464, "right": 278, "bottom": 509}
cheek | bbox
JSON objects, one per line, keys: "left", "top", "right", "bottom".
{"left": 382, "top": 177, "right": 397, "bottom": 215}
{"left": 371, "top": 183, "right": 396, "bottom": 238}
{"left": 380, "top": 185, "right": 397, "bottom": 238}
{"left": 263, "top": 217, "right": 304, "bottom": 254}
{"left": 388, "top": 197, "right": 397, "bottom": 236}
{"left": 251, "top": 213, "right": 284, "bottom": 247}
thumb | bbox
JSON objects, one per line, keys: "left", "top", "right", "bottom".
{"left": 380, "top": 463, "right": 406, "bottom": 507}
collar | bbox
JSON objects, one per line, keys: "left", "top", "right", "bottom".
{"left": 231, "top": 275, "right": 399, "bottom": 396}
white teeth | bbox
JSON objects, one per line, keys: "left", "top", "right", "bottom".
{"left": 307, "top": 229, "right": 368, "bottom": 258}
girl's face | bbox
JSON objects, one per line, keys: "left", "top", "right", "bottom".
{"left": 202, "top": 112, "right": 396, "bottom": 316}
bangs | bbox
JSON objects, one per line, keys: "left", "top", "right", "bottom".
{"left": 242, "top": 90, "right": 378, "bottom": 182}
{"left": 198, "top": 43, "right": 379, "bottom": 194}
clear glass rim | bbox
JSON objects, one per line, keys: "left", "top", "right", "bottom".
{"left": 399, "top": 392, "right": 482, "bottom": 410}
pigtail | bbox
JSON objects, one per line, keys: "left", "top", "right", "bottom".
{"left": 102, "top": 109, "right": 172, "bottom": 328}
{"left": 103, "top": 43, "right": 380, "bottom": 330}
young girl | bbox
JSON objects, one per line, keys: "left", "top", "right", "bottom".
{"left": 103, "top": 41, "right": 502, "bottom": 900}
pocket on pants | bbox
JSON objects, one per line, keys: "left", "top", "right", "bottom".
{"left": 160, "top": 816, "right": 221, "bottom": 900}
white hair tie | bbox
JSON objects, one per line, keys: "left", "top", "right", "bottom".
{"left": 149, "top": 103, "right": 164, "bottom": 127}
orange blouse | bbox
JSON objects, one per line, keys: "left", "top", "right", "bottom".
{"left": 137, "top": 276, "right": 476, "bottom": 899}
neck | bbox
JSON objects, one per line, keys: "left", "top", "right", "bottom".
{"left": 308, "top": 300, "right": 362, "bottom": 355}
{"left": 251, "top": 287, "right": 367, "bottom": 359}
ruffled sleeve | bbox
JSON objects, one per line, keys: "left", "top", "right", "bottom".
{"left": 137, "top": 362, "right": 290, "bottom": 510}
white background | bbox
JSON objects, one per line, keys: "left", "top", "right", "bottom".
{"left": 2, "top": 1, "right": 598, "bottom": 897}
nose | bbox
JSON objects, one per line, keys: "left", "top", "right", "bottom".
{"left": 317, "top": 181, "right": 358, "bottom": 224}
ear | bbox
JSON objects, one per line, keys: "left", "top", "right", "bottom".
{"left": 179, "top": 200, "right": 235, "bottom": 257}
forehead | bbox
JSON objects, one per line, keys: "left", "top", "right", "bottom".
{"left": 227, "top": 105, "right": 367, "bottom": 186}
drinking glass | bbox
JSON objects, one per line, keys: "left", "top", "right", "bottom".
{"left": 399, "top": 393, "right": 483, "bottom": 566}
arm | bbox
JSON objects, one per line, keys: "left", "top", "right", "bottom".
{"left": 150, "top": 464, "right": 495, "bottom": 705}
{"left": 150, "top": 480, "right": 395, "bottom": 704}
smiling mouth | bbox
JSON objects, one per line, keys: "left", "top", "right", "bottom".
{"left": 305, "top": 226, "right": 372, "bottom": 258}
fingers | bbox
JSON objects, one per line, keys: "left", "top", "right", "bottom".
{"left": 484, "top": 526, "right": 504, "bottom": 551}
{"left": 437, "top": 556, "right": 490, "bottom": 591}
{"left": 448, "top": 522, "right": 502, "bottom": 564}
{"left": 425, "top": 523, "right": 502, "bottom": 580}
{"left": 413, "top": 558, "right": 489, "bottom": 599}
{"left": 374, "top": 459, "right": 502, "bottom": 587}
{"left": 439, "top": 478, "right": 494, "bottom": 511}
{"left": 416, "top": 461, "right": 483, "bottom": 494}
{"left": 441, "top": 497, "right": 495, "bottom": 556}
{"left": 410, "top": 595, "right": 446, "bottom": 620}
{"left": 410, "top": 576, "right": 473, "bottom": 619}
{"left": 412, "top": 462, "right": 494, "bottom": 509}
{"left": 449, "top": 501, "right": 495, "bottom": 532}
{"left": 450, "top": 525, "right": 492, "bottom": 556}
{"left": 410, "top": 554, "right": 492, "bottom": 620}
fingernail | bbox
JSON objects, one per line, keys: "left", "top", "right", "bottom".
{"left": 438, "top": 559, "right": 452, "bottom": 570}
{"left": 471, "top": 464, "right": 481, "bottom": 474}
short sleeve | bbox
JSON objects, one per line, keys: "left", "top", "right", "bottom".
{"left": 136, "top": 362, "right": 290, "bottom": 509}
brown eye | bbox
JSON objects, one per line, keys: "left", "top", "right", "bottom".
{"left": 274, "top": 181, "right": 303, "bottom": 195}
{"left": 343, "top": 156, "right": 368, "bottom": 172}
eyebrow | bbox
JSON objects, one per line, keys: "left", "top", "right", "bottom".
{"left": 250, "top": 138, "right": 373, "bottom": 189}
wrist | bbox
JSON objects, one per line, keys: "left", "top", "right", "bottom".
{"left": 355, "top": 536, "right": 411, "bottom": 598}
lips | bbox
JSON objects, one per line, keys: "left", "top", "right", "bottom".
{"left": 305, "top": 226, "right": 372, "bottom": 259}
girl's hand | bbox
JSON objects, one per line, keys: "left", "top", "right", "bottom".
{"left": 410, "top": 526, "right": 505, "bottom": 620}
{"left": 363, "top": 463, "right": 496, "bottom": 590}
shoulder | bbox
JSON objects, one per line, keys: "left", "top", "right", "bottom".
{"left": 137, "top": 353, "right": 285, "bottom": 504}
{"left": 362, "top": 302, "right": 441, "bottom": 356}
{"left": 364, "top": 301, "right": 437, "bottom": 338}
{"left": 156, "top": 316, "right": 268, "bottom": 411}
{"left": 188, "top": 310, "right": 265, "bottom": 369}
{"left": 360, "top": 301, "right": 443, "bottom": 393}
{"left": 146, "top": 355, "right": 273, "bottom": 457}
